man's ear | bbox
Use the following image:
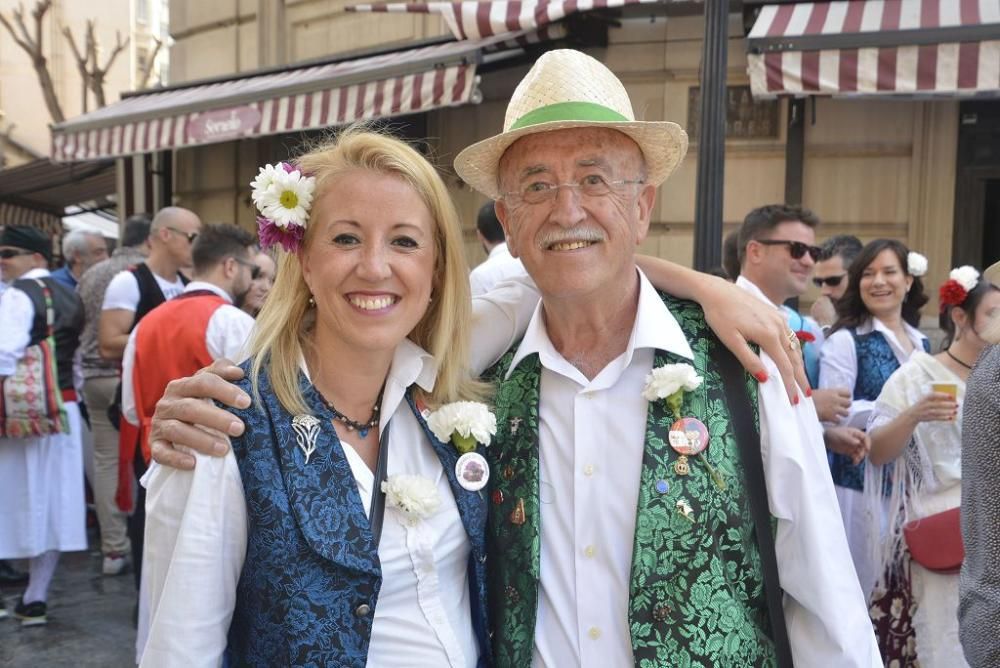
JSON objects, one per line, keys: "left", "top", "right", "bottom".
{"left": 634, "top": 184, "right": 656, "bottom": 244}
{"left": 494, "top": 200, "right": 518, "bottom": 258}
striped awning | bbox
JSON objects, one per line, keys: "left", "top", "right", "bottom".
{"left": 346, "top": 0, "right": 660, "bottom": 40}
{"left": 747, "top": 0, "right": 1000, "bottom": 98}
{"left": 50, "top": 37, "right": 510, "bottom": 162}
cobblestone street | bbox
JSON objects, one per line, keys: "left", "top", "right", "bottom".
{"left": 0, "top": 539, "right": 136, "bottom": 668}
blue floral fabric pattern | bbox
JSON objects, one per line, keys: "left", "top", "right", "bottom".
{"left": 830, "top": 329, "right": 930, "bottom": 491}
{"left": 223, "top": 360, "right": 490, "bottom": 667}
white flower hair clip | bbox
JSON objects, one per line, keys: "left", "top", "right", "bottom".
{"left": 250, "top": 162, "right": 316, "bottom": 252}
{"left": 907, "top": 251, "right": 928, "bottom": 277}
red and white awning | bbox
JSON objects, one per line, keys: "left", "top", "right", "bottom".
{"left": 50, "top": 38, "right": 505, "bottom": 162}
{"left": 346, "top": 0, "right": 660, "bottom": 40}
{"left": 747, "top": 0, "right": 1000, "bottom": 98}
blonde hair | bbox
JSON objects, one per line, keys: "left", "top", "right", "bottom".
{"left": 247, "top": 128, "right": 487, "bottom": 415}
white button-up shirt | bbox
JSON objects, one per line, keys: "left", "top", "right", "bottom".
{"left": 820, "top": 317, "right": 928, "bottom": 429}
{"left": 139, "top": 340, "right": 478, "bottom": 668}
{"left": 469, "top": 242, "right": 525, "bottom": 297}
{"left": 505, "top": 269, "right": 880, "bottom": 668}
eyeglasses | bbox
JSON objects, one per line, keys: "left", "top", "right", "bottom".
{"left": 502, "top": 174, "right": 645, "bottom": 205}
{"left": 233, "top": 256, "right": 262, "bottom": 280}
{"left": 0, "top": 248, "right": 35, "bottom": 259}
{"left": 812, "top": 274, "right": 847, "bottom": 288}
{"left": 166, "top": 226, "right": 199, "bottom": 244}
{"left": 755, "top": 239, "right": 822, "bottom": 262}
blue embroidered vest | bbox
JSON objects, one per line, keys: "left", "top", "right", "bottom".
{"left": 223, "top": 361, "right": 491, "bottom": 667}
{"left": 829, "top": 328, "right": 929, "bottom": 491}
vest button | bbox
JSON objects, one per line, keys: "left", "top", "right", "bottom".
{"left": 355, "top": 603, "right": 371, "bottom": 617}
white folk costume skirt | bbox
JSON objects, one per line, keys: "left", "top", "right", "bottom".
{"left": 0, "top": 401, "right": 87, "bottom": 558}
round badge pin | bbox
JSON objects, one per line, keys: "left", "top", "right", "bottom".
{"left": 667, "top": 417, "right": 710, "bottom": 456}
{"left": 455, "top": 452, "right": 490, "bottom": 491}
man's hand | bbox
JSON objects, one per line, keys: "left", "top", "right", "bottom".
{"left": 809, "top": 296, "right": 837, "bottom": 329}
{"left": 812, "top": 387, "right": 852, "bottom": 423}
{"left": 823, "top": 426, "right": 870, "bottom": 465}
{"left": 698, "top": 275, "right": 810, "bottom": 405}
{"left": 149, "top": 359, "right": 251, "bottom": 470}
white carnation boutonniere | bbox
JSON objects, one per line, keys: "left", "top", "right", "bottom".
{"left": 426, "top": 401, "right": 497, "bottom": 454}
{"left": 382, "top": 474, "right": 441, "bottom": 523}
{"left": 642, "top": 363, "right": 703, "bottom": 421}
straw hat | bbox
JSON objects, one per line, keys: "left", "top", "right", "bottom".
{"left": 985, "top": 259, "right": 1000, "bottom": 287}
{"left": 454, "top": 49, "right": 688, "bottom": 199}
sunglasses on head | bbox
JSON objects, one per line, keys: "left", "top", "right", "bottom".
{"left": 0, "top": 248, "right": 36, "bottom": 259}
{"left": 812, "top": 274, "right": 847, "bottom": 288}
{"left": 755, "top": 239, "right": 822, "bottom": 262}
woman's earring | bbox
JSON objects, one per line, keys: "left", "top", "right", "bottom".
{"left": 308, "top": 295, "right": 315, "bottom": 307}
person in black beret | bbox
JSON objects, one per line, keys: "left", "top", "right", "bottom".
{"left": 0, "top": 224, "right": 86, "bottom": 626}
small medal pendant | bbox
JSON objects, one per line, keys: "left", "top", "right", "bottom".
{"left": 510, "top": 498, "right": 526, "bottom": 525}
{"left": 673, "top": 455, "right": 690, "bottom": 476}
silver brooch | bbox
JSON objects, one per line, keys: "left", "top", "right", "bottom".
{"left": 291, "top": 414, "right": 322, "bottom": 464}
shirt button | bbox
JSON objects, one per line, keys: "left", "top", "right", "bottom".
{"left": 583, "top": 464, "right": 595, "bottom": 477}
{"left": 588, "top": 626, "right": 601, "bottom": 640}
{"left": 355, "top": 604, "right": 371, "bottom": 617}
{"left": 583, "top": 545, "right": 596, "bottom": 558}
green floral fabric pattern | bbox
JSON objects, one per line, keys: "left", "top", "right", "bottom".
{"left": 627, "top": 294, "right": 776, "bottom": 668}
{"left": 484, "top": 293, "right": 778, "bottom": 668}
{"left": 483, "top": 351, "right": 542, "bottom": 668}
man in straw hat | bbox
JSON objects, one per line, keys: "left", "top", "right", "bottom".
{"left": 451, "top": 48, "right": 878, "bottom": 667}
{"left": 143, "top": 51, "right": 879, "bottom": 666}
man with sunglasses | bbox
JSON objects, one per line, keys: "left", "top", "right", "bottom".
{"left": 119, "top": 224, "right": 256, "bottom": 628}
{"left": 736, "top": 205, "right": 852, "bottom": 427}
{"left": 809, "top": 235, "right": 863, "bottom": 331}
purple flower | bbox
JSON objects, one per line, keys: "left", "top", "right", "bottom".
{"left": 257, "top": 216, "right": 305, "bottom": 253}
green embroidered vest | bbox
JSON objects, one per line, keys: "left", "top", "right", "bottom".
{"left": 484, "top": 294, "right": 777, "bottom": 668}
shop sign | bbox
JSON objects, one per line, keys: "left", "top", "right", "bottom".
{"left": 187, "top": 106, "right": 262, "bottom": 143}
{"left": 687, "top": 86, "right": 780, "bottom": 140}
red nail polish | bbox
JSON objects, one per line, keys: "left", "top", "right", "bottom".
{"left": 793, "top": 395, "right": 800, "bottom": 405}
{"left": 805, "top": 388, "right": 813, "bottom": 398}
{"left": 754, "top": 371, "right": 769, "bottom": 383}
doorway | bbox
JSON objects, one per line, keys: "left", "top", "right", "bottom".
{"left": 953, "top": 101, "right": 1000, "bottom": 270}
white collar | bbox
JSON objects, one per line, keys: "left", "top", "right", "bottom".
{"left": 857, "top": 316, "right": 927, "bottom": 347}
{"left": 736, "top": 275, "right": 782, "bottom": 310}
{"left": 487, "top": 242, "right": 510, "bottom": 260}
{"left": 505, "top": 268, "right": 694, "bottom": 380}
{"left": 184, "top": 280, "right": 233, "bottom": 303}
{"left": 18, "top": 268, "right": 50, "bottom": 281}
{"left": 299, "top": 338, "right": 438, "bottom": 430}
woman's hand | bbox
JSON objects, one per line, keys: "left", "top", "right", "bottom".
{"left": 635, "top": 257, "right": 810, "bottom": 404}
{"left": 824, "top": 426, "right": 870, "bottom": 466}
{"left": 149, "top": 359, "right": 251, "bottom": 470}
{"left": 697, "top": 275, "right": 810, "bottom": 404}
{"left": 905, "top": 391, "right": 959, "bottom": 425}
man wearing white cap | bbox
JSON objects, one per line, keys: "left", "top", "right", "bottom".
{"left": 452, "top": 50, "right": 879, "bottom": 667}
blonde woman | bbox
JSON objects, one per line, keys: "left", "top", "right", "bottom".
{"left": 140, "top": 131, "right": 492, "bottom": 668}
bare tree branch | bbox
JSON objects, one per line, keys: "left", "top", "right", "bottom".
{"left": 139, "top": 37, "right": 163, "bottom": 89}
{"left": 0, "top": 2, "right": 64, "bottom": 122}
{"left": 62, "top": 25, "right": 91, "bottom": 112}
{"left": 88, "top": 27, "right": 129, "bottom": 108}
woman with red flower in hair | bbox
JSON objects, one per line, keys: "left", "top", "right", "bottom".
{"left": 864, "top": 266, "right": 1000, "bottom": 667}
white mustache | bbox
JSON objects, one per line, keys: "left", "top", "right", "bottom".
{"left": 537, "top": 227, "right": 605, "bottom": 250}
